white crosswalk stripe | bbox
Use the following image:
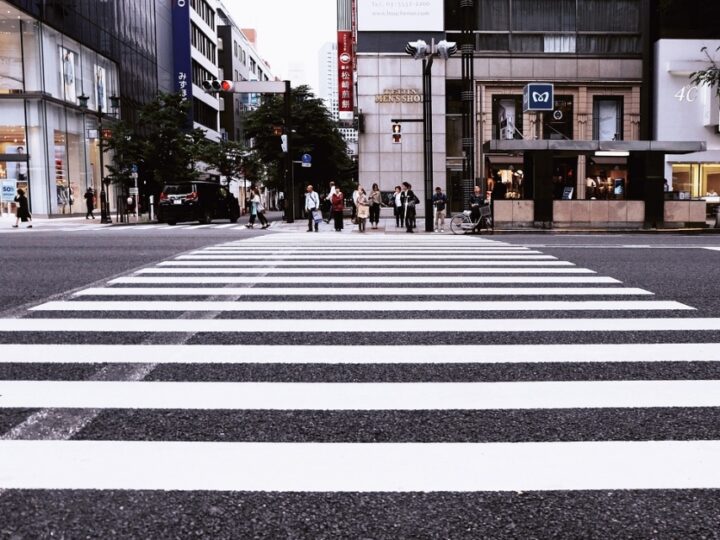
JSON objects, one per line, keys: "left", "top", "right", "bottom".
{"left": 2, "top": 231, "right": 720, "bottom": 505}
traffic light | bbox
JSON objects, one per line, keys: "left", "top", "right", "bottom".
{"left": 392, "top": 123, "right": 402, "bottom": 144}
{"left": 200, "top": 79, "right": 234, "bottom": 93}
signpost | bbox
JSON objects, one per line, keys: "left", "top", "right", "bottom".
{"left": 301, "top": 154, "right": 312, "bottom": 168}
{"left": 131, "top": 164, "right": 139, "bottom": 221}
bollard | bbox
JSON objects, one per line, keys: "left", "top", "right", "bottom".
{"left": 716, "top": 206, "right": 720, "bottom": 228}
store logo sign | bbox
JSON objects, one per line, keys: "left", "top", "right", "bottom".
{"left": 523, "top": 83, "right": 554, "bottom": 112}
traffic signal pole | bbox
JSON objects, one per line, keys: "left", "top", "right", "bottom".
{"left": 200, "top": 78, "right": 293, "bottom": 221}
{"left": 283, "top": 79, "right": 294, "bottom": 223}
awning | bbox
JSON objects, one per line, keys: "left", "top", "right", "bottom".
{"left": 666, "top": 150, "right": 720, "bottom": 164}
{"left": 588, "top": 156, "right": 627, "bottom": 165}
{"left": 483, "top": 140, "right": 706, "bottom": 154}
{"left": 485, "top": 155, "right": 524, "bottom": 165}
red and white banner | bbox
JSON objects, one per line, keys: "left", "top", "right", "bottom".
{"left": 337, "top": 30, "right": 354, "bottom": 121}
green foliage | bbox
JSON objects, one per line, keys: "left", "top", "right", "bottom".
{"left": 105, "top": 92, "right": 207, "bottom": 194}
{"left": 198, "top": 138, "right": 267, "bottom": 186}
{"left": 242, "top": 85, "right": 352, "bottom": 193}
{"left": 690, "top": 46, "right": 720, "bottom": 98}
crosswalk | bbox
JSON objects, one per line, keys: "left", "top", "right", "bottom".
{"left": 0, "top": 222, "right": 265, "bottom": 234}
{"left": 1, "top": 232, "right": 720, "bottom": 533}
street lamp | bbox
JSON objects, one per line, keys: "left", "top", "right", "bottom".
{"left": 405, "top": 39, "right": 457, "bottom": 232}
{"left": 78, "top": 93, "right": 120, "bottom": 223}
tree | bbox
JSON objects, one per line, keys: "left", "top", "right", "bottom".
{"left": 199, "top": 138, "right": 266, "bottom": 186}
{"left": 690, "top": 46, "right": 720, "bottom": 98}
{"left": 105, "top": 92, "right": 207, "bottom": 197}
{"left": 243, "top": 85, "right": 352, "bottom": 195}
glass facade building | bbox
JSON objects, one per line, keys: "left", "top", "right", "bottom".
{"left": 0, "top": 0, "right": 161, "bottom": 217}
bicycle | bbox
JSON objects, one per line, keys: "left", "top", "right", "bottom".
{"left": 449, "top": 205, "right": 493, "bottom": 234}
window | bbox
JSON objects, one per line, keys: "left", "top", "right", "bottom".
{"left": 192, "top": 97, "right": 218, "bottom": 131}
{"left": 593, "top": 97, "right": 623, "bottom": 140}
{"left": 543, "top": 96, "right": 573, "bottom": 140}
{"left": 492, "top": 95, "right": 523, "bottom": 140}
{"left": 544, "top": 35, "right": 576, "bottom": 53}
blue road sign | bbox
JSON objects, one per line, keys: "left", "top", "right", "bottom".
{"left": 301, "top": 154, "right": 312, "bottom": 168}
{"left": 523, "top": 83, "right": 554, "bottom": 112}
{"left": 131, "top": 164, "right": 138, "bottom": 174}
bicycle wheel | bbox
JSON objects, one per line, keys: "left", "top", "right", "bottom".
{"left": 450, "top": 213, "right": 471, "bottom": 234}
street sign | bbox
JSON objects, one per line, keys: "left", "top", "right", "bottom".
{"left": 301, "top": 153, "right": 312, "bottom": 168}
{"left": 131, "top": 172, "right": 139, "bottom": 180}
{"left": 131, "top": 164, "right": 138, "bottom": 174}
{"left": 523, "top": 83, "right": 554, "bottom": 112}
{"left": 2, "top": 181, "right": 16, "bottom": 202}
{"left": 129, "top": 187, "right": 139, "bottom": 195}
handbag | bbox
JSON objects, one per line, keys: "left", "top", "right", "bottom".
{"left": 312, "top": 209, "right": 322, "bottom": 223}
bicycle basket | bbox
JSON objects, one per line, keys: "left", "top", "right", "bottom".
{"left": 479, "top": 206, "right": 491, "bottom": 217}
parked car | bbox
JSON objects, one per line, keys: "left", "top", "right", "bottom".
{"left": 157, "top": 181, "right": 240, "bottom": 225}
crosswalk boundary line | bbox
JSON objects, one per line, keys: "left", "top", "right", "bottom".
{"left": 1, "top": 343, "right": 718, "bottom": 364}
{"left": 2, "top": 317, "right": 719, "bottom": 333}
{"left": 29, "top": 300, "right": 693, "bottom": 312}
{"left": 1, "top": 440, "right": 720, "bottom": 491}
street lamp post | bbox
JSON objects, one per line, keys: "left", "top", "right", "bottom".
{"left": 405, "top": 39, "right": 457, "bottom": 232}
{"left": 78, "top": 93, "right": 120, "bottom": 224}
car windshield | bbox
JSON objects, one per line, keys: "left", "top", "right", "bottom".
{"left": 163, "top": 184, "right": 193, "bottom": 195}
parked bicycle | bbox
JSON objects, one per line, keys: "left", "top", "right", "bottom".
{"left": 449, "top": 205, "right": 493, "bottom": 234}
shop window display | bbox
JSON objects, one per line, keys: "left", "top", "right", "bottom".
{"left": 586, "top": 159, "right": 627, "bottom": 200}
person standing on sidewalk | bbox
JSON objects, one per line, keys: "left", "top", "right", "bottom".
{"left": 323, "top": 181, "right": 336, "bottom": 223}
{"left": 84, "top": 187, "right": 96, "bottom": 219}
{"left": 12, "top": 188, "right": 32, "bottom": 228}
{"left": 331, "top": 187, "right": 345, "bottom": 231}
{"left": 305, "top": 184, "right": 320, "bottom": 232}
{"left": 402, "top": 181, "right": 418, "bottom": 233}
{"left": 432, "top": 186, "right": 448, "bottom": 232}
{"left": 393, "top": 185, "right": 403, "bottom": 228}
{"left": 369, "top": 183, "right": 382, "bottom": 229}
{"left": 355, "top": 186, "right": 369, "bottom": 232}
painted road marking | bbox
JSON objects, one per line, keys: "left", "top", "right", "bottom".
{"left": 73, "top": 286, "right": 654, "bottom": 297}
{"left": 1, "top": 317, "right": 718, "bottom": 333}
{"left": 1, "top": 440, "right": 720, "bottom": 491}
{"left": 2, "top": 343, "right": 718, "bottom": 364}
{"left": 30, "top": 300, "right": 692, "bottom": 312}
{"left": 108, "top": 276, "right": 620, "bottom": 284}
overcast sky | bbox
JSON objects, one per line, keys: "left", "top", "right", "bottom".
{"left": 226, "top": 0, "right": 337, "bottom": 96}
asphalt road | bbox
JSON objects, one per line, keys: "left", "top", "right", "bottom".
{"left": 1, "top": 229, "right": 720, "bottom": 538}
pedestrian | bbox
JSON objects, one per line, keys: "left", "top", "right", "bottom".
{"left": 12, "top": 188, "right": 32, "bottom": 228}
{"left": 323, "top": 181, "right": 336, "bottom": 223}
{"left": 432, "top": 186, "right": 447, "bottom": 232}
{"left": 402, "top": 181, "right": 418, "bottom": 233}
{"left": 350, "top": 183, "right": 360, "bottom": 220}
{"left": 84, "top": 187, "right": 96, "bottom": 219}
{"left": 305, "top": 184, "right": 320, "bottom": 232}
{"left": 246, "top": 187, "right": 269, "bottom": 229}
{"left": 355, "top": 186, "right": 369, "bottom": 232}
{"left": 331, "top": 187, "right": 345, "bottom": 231}
{"left": 469, "top": 185, "right": 484, "bottom": 233}
{"left": 392, "top": 185, "right": 403, "bottom": 228}
{"left": 369, "top": 182, "right": 382, "bottom": 229}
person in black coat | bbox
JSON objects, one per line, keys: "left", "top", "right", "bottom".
{"left": 84, "top": 187, "right": 96, "bottom": 219}
{"left": 401, "top": 181, "right": 418, "bottom": 233}
{"left": 13, "top": 188, "right": 32, "bottom": 228}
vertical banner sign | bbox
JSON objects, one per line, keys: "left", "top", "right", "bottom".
{"left": 172, "top": 0, "right": 193, "bottom": 126}
{"left": 337, "top": 30, "right": 354, "bottom": 121}
{"left": 351, "top": 0, "right": 357, "bottom": 71}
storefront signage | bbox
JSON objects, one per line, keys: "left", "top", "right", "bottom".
{"left": 172, "top": 0, "right": 193, "bottom": 127}
{"left": 523, "top": 83, "right": 554, "bottom": 112}
{"left": 337, "top": 30, "right": 354, "bottom": 121}
{"left": 375, "top": 89, "right": 422, "bottom": 103}
{"left": 358, "top": 0, "right": 443, "bottom": 32}
{"left": 2, "top": 181, "right": 16, "bottom": 202}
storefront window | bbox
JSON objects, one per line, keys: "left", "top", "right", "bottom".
{"left": 587, "top": 157, "right": 628, "bottom": 200}
{"left": 593, "top": 97, "right": 623, "bottom": 141}
{"left": 671, "top": 164, "right": 694, "bottom": 196}
{"left": 701, "top": 164, "right": 720, "bottom": 197}
{"left": 0, "top": 100, "right": 28, "bottom": 213}
{"left": 492, "top": 95, "right": 523, "bottom": 140}
{"left": 0, "top": 17, "right": 23, "bottom": 93}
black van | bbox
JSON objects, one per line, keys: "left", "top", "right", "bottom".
{"left": 157, "top": 181, "right": 240, "bottom": 225}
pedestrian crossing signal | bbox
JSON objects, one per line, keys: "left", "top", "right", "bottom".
{"left": 392, "top": 123, "right": 402, "bottom": 144}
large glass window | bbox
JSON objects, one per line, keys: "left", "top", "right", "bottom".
{"left": 492, "top": 96, "right": 523, "bottom": 140}
{"left": 0, "top": 17, "right": 23, "bottom": 92}
{"left": 593, "top": 97, "right": 623, "bottom": 140}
